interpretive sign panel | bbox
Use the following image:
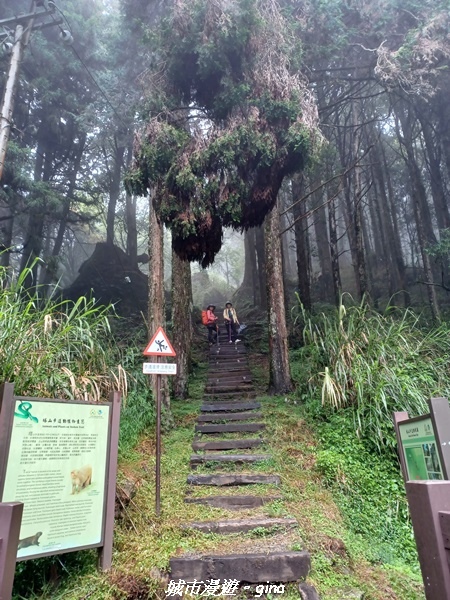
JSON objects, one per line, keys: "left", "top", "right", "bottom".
{"left": 398, "top": 416, "right": 444, "bottom": 481}
{"left": 0, "top": 383, "right": 121, "bottom": 568}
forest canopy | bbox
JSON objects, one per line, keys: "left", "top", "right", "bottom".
{"left": 126, "top": 0, "right": 320, "bottom": 267}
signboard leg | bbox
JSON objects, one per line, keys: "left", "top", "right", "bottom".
{"left": 406, "top": 481, "right": 450, "bottom": 600}
{"left": 0, "top": 502, "right": 23, "bottom": 600}
{"left": 98, "top": 391, "right": 122, "bottom": 571}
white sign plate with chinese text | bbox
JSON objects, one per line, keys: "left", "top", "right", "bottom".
{"left": 143, "top": 363, "right": 177, "bottom": 375}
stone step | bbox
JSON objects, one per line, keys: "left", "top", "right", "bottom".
{"left": 197, "top": 412, "right": 262, "bottom": 423}
{"left": 170, "top": 551, "right": 310, "bottom": 583}
{"left": 187, "top": 473, "right": 281, "bottom": 486}
{"left": 208, "top": 363, "right": 250, "bottom": 370}
{"left": 204, "top": 384, "right": 254, "bottom": 394}
{"left": 185, "top": 494, "right": 281, "bottom": 510}
{"left": 207, "top": 374, "right": 253, "bottom": 383}
{"left": 201, "top": 402, "right": 261, "bottom": 412}
{"left": 209, "top": 348, "right": 247, "bottom": 356}
{"left": 190, "top": 453, "right": 271, "bottom": 468}
{"left": 182, "top": 517, "right": 297, "bottom": 534}
{"left": 192, "top": 439, "right": 265, "bottom": 452}
{"left": 203, "top": 391, "right": 257, "bottom": 400}
{"left": 195, "top": 422, "right": 265, "bottom": 434}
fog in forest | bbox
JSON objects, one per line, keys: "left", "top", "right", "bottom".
{"left": 1, "top": 0, "right": 449, "bottom": 319}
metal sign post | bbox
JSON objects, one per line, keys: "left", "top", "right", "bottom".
{"left": 143, "top": 327, "right": 176, "bottom": 517}
{"left": 155, "top": 356, "right": 162, "bottom": 517}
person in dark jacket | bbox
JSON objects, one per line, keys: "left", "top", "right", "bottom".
{"left": 206, "top": 304, "right": 219, "bottom": 345}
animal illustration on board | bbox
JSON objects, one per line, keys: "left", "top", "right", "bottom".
{"left": 18, "top": 531, "right": 42, "bottom": 550}
{"left": 71, "top": 465, "right": 93, "bottom": 494}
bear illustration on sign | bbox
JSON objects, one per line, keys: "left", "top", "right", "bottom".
{"left": 71, "top": 465, "right": 92, "bottom": 494}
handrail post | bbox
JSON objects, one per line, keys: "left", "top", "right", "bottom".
{"left": 0, "top": 502, "right": 23, "bottom": 600}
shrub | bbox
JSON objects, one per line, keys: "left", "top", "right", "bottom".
{"left": 0, "top": 264, "right": 127, "bottom": 401}
{"left": 293, "top": 295, "right": 450, "bottom": 450}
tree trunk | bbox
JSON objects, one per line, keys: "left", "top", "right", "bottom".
{"left": 328, "top": 192, "right": 341, "bottom": 306}
{"left": 395, "top": 107, "right": 440, "bottom": 319}
{"left": 171, "top": 248, "right": 193, "bottom": 399}
{"left": 311, "top": 181, "right": 333, "bottom": 302}
{"left": 264, "top": 198, "right": 293, "bottom": 394}
{"left": 125, "top": 143, "right": 138, "bottom": 264}
{"left": 0, "top": 201, "right": 13, "bottom": 268}
{"left": 20, "top": 140, "right": 50, "bottom": 291}
{"left": 148, "top": 195, "right": 171, "bottom": 415}
{"left": 241, "top": 228, "right": 258, "bottom": 305}
{"left": 255, "top": 226, "right": 267, "bottom": 310}
{"left": 106, "top": 140, "right": 126, "bottom": 246}
{"left": 291, "top": 174, "right": 311, "bottom": 310}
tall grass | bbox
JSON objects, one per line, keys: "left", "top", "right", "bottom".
{"left": 0, "top": 265, "right": 127, "bottom": 401}
{"left": 293, "top": 295, "right": 450, "bottom": 450}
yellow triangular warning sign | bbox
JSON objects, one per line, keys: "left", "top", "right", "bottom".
{"left": 143, "top": 326, "right": 176, "bottom": 357}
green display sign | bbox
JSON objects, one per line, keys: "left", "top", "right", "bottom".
{"left": 398, "top": 416, "right": 443, "bottom": 481}
{"left": 1, "top": 399, "right": 111, "bottom": 559}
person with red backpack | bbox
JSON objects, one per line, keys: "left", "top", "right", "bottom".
{"left": 203, "top": 304, "right": 219, "bottom": 346}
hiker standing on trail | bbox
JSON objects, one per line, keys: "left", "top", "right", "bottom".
{"left": 206, "top": 304, "right": 219, "bottom": 346}
{"left": 223, "top": 301, "right": 240, "bottom": 344}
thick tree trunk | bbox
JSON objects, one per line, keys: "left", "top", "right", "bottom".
{"left": 264, "top": 198, "right": 293, "bottom": 394}
{"left": 328, "top": 193, "right": 341, "bottom": 306}
{"left": 148, "top": 195, "right": 171, "bottom": 414}
{"left": 419, "top": 111, "right": 450, "bottom": 232}
{"left": 42, "top": 133, "right": 87, "bottom": 289}
{"left": 311, "top": 183, "right": 333, "bottom": 302}
{"left": 171, "top": 248, "right": 193, "bottom": 399}
{"left": 291, "top": 175, "right": 311, "bottom": 310}
{"left": 255, "top": 226, "right": 267, "bottom": 310}
{"left": 379, "top": 139, "right": 410, "bottom": 306}
{"left": 241, "top": 229, "right": 258, "bottom": 305}
{"left": 106, "top": 141, "right": 126, "bottom": 246}
{"left": 125, "top": 144, "right": 138, "bottom": 264}
{"left": 20, "top": 141, "right": 50, "bottom": 291}
{"left": 396, "top": 107, "right": 440, "bottom": 319}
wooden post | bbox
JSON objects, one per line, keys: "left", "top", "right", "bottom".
{"left": 98, "top": 390, "right": 121, "bottom": 571}
{"left": 406, "top": 481, "right": 450, "bottom": 600}
{"left": 0, "top": 502, "right": 23, "bottom": 600}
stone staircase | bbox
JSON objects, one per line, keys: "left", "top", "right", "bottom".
{"left": 169, "top": 328, "right": 315, "bottom": 597}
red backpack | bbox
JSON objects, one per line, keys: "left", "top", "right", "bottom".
{"left": 201, "top": 310, "right": 209, "bottom": 325}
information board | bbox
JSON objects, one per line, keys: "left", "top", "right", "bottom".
{"left": 398, "top": 416, "right": 443, "bottom": 481}
{"left": 0, "top": 397, "right": 111, "bottom": 560}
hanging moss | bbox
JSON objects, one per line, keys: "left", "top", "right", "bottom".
{"left": 128, "top": 0, "right": 320, "bottom": 266}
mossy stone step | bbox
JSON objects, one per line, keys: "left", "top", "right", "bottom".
{"left": 187, "top": 473, "right": 280, "bottom": 486}
{"left": 192, "top": 439, "right": 264, "bottom": 452}
{"left": 170, "top": 550, "right": 310, "bottom": 583}
{"left": 197, "top": 412, "right": 262, "bottom": 423}
{"left": 185, "top": 494, "right": 281, "bottom": 509}
{"left": 201, "top": 401, "right": 261, "bottom": 412}
{"left": 182, "top": 517, "right": 297, "bottom": 534}
{"left": 204, "top": 383, "right": 254, "bottom": 394}
{"left": 195, "top": 422, "right": 265, "bottom": 434}
{"left": 190, "top": 453, "right": 271, "bottom": 467}
{"left": 203, "top": 391, "right": 257, "bottom": 400}
{"left": 207, "top": 373, "right": 252, "bottom": 382}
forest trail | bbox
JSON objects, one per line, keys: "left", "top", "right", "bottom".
{"left": 168, "top": 325, "right": 314, "bottom": 598}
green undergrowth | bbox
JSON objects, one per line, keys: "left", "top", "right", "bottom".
{"left": 16, "top": 392, "right": 424, "bottom": 600}
{"left": 12, "top": 332, "right": 424, "bottom": 600}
